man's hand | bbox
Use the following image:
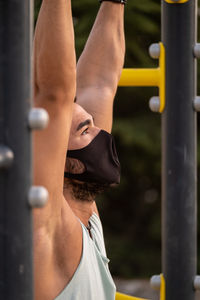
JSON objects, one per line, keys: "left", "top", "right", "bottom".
{"left": 34, "top": 0, "right": 76, "bottom": 98}
{"left": 99, "top": 0, "right": 127, "bottom": 4}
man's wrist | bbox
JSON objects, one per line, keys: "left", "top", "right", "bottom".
{"left": 99, "top": 0, "right": 127, "bottom": 5}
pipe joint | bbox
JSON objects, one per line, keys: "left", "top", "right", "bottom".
{"left": 28, "top": 186, "right": 49, "bottom": 208}
{"left": 194, "top": 276, "right": 200, "bottom": 290}
{"left": 149, "top": 97, "right": 160, "bottom": 112}
{"left": 0, "top": 145, "right": 14, "bottom": 169}
{"left": 28, "top": 108, "right": 49, "bottom": 130}
{"left": 150, "top": 275, "right": 161, "bottom": 290}
{"left": 149, "top": 43, "right": 160, "bottom": 59}
{"left": 193, "top": 96, "right": 200, "bottom": 111}
{"left": 194, "top": 43, "right": 200, "bottom": 58}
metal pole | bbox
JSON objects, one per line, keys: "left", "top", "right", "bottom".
{"left": 0, "top": 1, "right": 34, "bottom": 299}
{"left": 162, "top": 0, "right": 197, "bottom": 299}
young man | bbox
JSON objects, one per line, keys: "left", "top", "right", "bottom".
{"left": 33, "top": 0, "right": 125, "bottom": 299}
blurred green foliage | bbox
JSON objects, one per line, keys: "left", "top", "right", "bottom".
{"left": 34, "top": 0, "right": 200, "bottom": 278}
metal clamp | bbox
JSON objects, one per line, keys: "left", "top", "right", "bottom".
{"left": 194, "top": 276, "right": 200, "bottom": 290}
{"left": 194, "top": 43, "right": 200, "bottom": 58}
{"left": 150, "top": 275, "right": 161, "bottom": 290}
{"left": 149, "top": 96, "right": 160, "bottom": 112}
{"left": 150, "top": 274, "right": 165, "bottom": 300}
{"left": 0, "top": 145, "right": 14, "bottom": 169}
{"left": 28, "top": 108, "right": 49, "bottom": 130}
{"left": 149, "top": 43, "right": 160, "bottom": 59}
{"left": 119, "top": 42, "right": 166, "bottom": 113}
{"left": 193, "top": 96, "right": 200, "bottom": 111}
{"left": 28, "top": 186, "right": 49, "bottom": 208}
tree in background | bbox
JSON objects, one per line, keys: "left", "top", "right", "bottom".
{"left": 34, "top": 0, "right": 200, "bottom": 278}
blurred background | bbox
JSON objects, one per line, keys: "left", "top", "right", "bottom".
{"left": 35, "top": 0, "right": 200, "bottom": 295}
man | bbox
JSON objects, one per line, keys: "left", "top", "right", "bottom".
{"left": 33, "top": 0, "right": 125, "bottom": 299}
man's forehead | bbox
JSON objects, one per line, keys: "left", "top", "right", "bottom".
{"left": 73, "top": 103, "right": 90, "bottom": 120}
{"left": 71, "top": 103, "right": 91, "bottom": 131}
{"left": 73, "top": 103, "right": 86, "bottom": 114}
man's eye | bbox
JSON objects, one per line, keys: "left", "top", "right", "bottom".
{"left": 81, "top": 128, "right": 89, "bottom": 135}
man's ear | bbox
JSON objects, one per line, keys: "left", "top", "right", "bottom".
{"left": 65, "top": 157, "right": 85, "bottom": 174}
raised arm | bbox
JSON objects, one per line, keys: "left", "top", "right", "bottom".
{"left": 76, "top": 1, "right": 125, "bottom": 133}
{"left": 33, "top": 0, "right": 76, "bottom": 230}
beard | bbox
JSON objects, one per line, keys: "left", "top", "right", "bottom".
{"left": 64, "top": 179, "right": 109, "bottom": 202}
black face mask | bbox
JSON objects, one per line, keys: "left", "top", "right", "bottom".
{"left": 64, "top": 130, "right": 120, "bottom": 184}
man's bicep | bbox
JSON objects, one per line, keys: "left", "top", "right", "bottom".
{"left": 76, "top": 87, "right": 116, "bottom": 133}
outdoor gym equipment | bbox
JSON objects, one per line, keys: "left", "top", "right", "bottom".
{"left": 0, "top": 0, "right": 199, "bottom": 300}
{"left": 0, "top": 1, "right": 48, "bottom": 299}
{"left": 120, "top": 0, "right": 199, "bottom": 299}
{"left": 115, "top": 292, "right": 148, "bottom": 300}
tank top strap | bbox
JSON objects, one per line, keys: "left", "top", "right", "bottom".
{"left": 88, "top": 213, "right": 109, "bottom": 261}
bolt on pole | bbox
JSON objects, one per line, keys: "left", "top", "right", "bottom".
{"left": 162, "top": 0, "right": 197, "bottom": 299}
{"left": 0, "top": 1, "right": 34, "bottom": 299}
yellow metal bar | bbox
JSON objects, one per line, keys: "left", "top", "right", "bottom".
{"left": 119, "top": 42, "right": 165, "bottom": 113}
{"left": 118, "top": 68, "right": 160, "bottom": 87}
{"left": 116, "top": 292, "right": 149, "bottom": 300}
{"left": 165, "top": 0, "right": 189, "bottom": 3}
{"left": 160, "top": 274, "right": 166, "bottom": 300}
{"left": 159, "top": 42, "right": 165, "bottom": 113}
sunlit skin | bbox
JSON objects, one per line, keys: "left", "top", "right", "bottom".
{"left": 68, "top": 103, "right": 100, "bottom": 151}
{"left": 65, "top": 103, "right": 100, "bottom": 175}
{"left": 33, "top": 1, "right": 125, "bottom": 299}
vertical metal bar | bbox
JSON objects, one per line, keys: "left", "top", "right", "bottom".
{"left": 0, "top": 1, "right": 33, "bottom": 299}
{"left": 162, "top": 0, "right": 197, "bottom": 299}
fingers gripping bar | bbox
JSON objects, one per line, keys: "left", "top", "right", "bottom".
{"left": 99, "top": 0, "right": 127, "bottom": 5}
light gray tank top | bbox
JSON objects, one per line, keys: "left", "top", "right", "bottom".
{"left": 54, "top": 213, "right": 116, "bottom": 300}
